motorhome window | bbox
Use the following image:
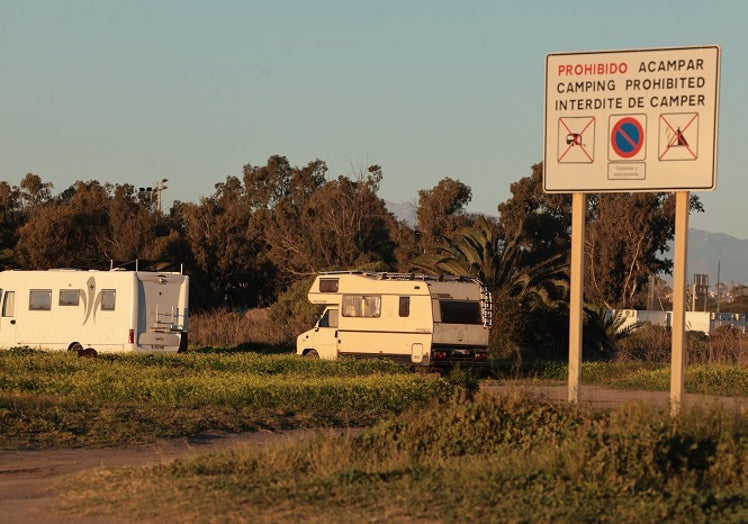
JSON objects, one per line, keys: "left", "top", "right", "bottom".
{"left": 439, "top": 300, "right": 482, "bottom": 324}
{"left": 29, "top": 290, "right": 52, "bottom": 311}
{"left": 101, "top": 289, "right": 116, "bottom": 311}
{"left": 319, "top": 309, "right": 339, "bottom": 328}
{"left": 319, "top": 279, "right": 339, "bottom": 293}
{"left": 59, "top": 289, "right": 80, "bottom": 306}
{"left": 2, "top": 291, "right": 15, "bottom": 317}
{"left": 399, "top": 296, "right": 410, "bottom": 317}
{"left": 342, "top": 295, "right": 381, "bottom": 318}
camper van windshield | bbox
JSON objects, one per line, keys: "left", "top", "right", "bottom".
{"left": 319, "top": 309, "right": 339, "bottom": 328}
{"left": 439, "top": 300, "right": 482, "bottom": 324}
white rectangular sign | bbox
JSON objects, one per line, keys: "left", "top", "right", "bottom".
{"left": 544, "top": 45, "right": 720, "bottom": 193}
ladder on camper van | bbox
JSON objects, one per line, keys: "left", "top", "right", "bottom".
{"left": 480, "top": 284, "right": 493, "bottom": 328}
{"left": 152, "top": 305, "right": 184, "bottom": 331}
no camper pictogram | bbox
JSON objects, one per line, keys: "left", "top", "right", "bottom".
{"left": 610, "top": 116, "right": 645, "bottom": 159}
{"left": 659, "top": 113, "right": 699, "bottom": 161}
{"left": 558, "top": 117, "right": 595, "bottom": 163}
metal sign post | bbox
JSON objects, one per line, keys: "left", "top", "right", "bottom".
{"left": 670, "top": 191, "right": 690, "bottom": 416}
{"left": 568, "top": 193, "right": 585, "bottom": 403}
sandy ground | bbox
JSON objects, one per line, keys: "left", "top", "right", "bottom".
{"left": 2, "top": 386, "right": 747, "bottom": 523}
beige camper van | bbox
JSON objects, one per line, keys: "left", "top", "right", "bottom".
{"left": 297, "top": 271, "right": 492, "bottom": 367}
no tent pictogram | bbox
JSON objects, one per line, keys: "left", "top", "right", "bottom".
{"left": 659, "top": 113, "right": 699, "bottom": 161}
{"left": 558, "top": 117, "right": 595, "bottom": 163}
{"left": 609, "top": 116, "right": 646, "bottom": 160}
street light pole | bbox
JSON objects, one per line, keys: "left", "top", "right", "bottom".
{"left": 154, "top": 179, "right": 168, "bottom": 213}
{"left": 137, "top": 179, "right": 168, "bottom": 213}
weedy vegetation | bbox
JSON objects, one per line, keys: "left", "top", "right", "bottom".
{"left": 59, "top": 390, "right": 748, "bottom": 523}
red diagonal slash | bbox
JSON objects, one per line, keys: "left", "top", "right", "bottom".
{"left": 559, "top": 117, "right": 594, "bottom": 162}
{"left": 659, "top": 114, "right": 698, "bottom": 160}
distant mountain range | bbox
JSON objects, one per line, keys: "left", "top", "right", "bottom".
{"left": 681, "top": 229, "right": 748, "bottom": 287}
{"left": 385, "top": 201, "right": 748, "bottom": 287}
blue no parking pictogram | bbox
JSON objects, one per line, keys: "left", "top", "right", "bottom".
{"left": 610, "top": 117, "right": 644, "bottom": 159}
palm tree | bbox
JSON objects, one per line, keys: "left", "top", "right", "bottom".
{"left": 411, "top": 215, "right": 568, "bottom": 310}
{"left": 411, "top": 215, "right": 570, "bottom": 359}
{"left": 582, "top": 305, "right": 640, "bottom": 357}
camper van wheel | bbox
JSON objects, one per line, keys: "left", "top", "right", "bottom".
{"left": 68, "top": 342, "right": 84, "bottom": 353}
{"left": 305, "top": 349, "right": 319, "bottom": 358}
{"left": 77, "top": 347, "right": 98, "bottom": 358}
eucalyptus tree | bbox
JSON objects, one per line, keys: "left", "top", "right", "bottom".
{"left": 264, "top": 164, "right": 397, "bottom": 279}
{"left": 178, "top": 175, "right": 273, "bottom": 308}
{"left": 16, "top": 180, "right": 111, "bottom": 268}
{"left": 18, "top": 172, "right": 52, "bottom": 208}
{"left": 0, "top": 181, "right": 23, "bottom": 268}
{"left": 416, "top": 177, "right": 473, "bottom": 254}
{"left": 15, "top": 180, "right": 178, "bottom": 270}
{"left": 585, "top": 192, "right": 702, "bottom": 309}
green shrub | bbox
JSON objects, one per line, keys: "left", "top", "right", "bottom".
{"left": 267, "top": 277, "right": 322, "bottom": 342}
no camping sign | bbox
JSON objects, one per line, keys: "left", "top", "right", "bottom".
{"left": 543, "top": 45, "right": 720, "bottom": 193}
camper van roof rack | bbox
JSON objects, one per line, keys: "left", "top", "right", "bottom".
{"left": 107, "top": 259, "right": 184, "bottom": 274}
{"left": 318, "top": 271, "right": 475, "bottom": 283}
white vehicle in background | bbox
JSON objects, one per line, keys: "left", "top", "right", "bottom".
{"left": 0, "top": 266, "right": 189, "bottom": 354}
{"left": 297, "top": 271, "right": 492, "bottom": 368}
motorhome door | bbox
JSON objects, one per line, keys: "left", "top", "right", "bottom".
{"left": 314, "top": 308, "right": 339, "bottom": 359}
{"left": 0, "top": 290, "right": 17, "bottom": 346}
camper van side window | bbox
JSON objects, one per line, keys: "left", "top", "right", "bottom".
{"left": 101, "top": 289, "right": 116, "bottom": 311}
{"left": 59, "top": 290, "right": 80, "bottom": 306}
{"left": 29, "top": 290, "right": 52, "bottom": 311}
{"left": 2, "top": 291, "right": 15, "bottom": 317}
{"left": 319, "top": 279, "right": 339, "bottom": 293}
{"left": 399, "top": 296, "right": 410, "bottom": 317}
{"left": 341, "top": 295, "right": 381, "bottom": 318}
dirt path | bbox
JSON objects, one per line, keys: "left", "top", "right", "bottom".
{"left": 486, "top": 382, "right": 748, "bottom": 410}
{"left": 0, "top": 429, "right": 330, "bottom": 524}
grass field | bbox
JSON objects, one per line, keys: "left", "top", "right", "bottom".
{"left": 0, "top": 348, "right": 450, "bottom": 450}
{"left": 3, "top": 348, "right": 748, "bottom": 522}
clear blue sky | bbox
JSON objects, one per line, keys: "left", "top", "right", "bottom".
{"left": 2, "top": 1, "right": 745, "bottom": 237}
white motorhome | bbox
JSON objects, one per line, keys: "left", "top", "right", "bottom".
{"left": 0, "top": 268, "right": 189, "bottom": 354}
{"left": 296, "top": 271, "right": 492, "bottom": 367}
